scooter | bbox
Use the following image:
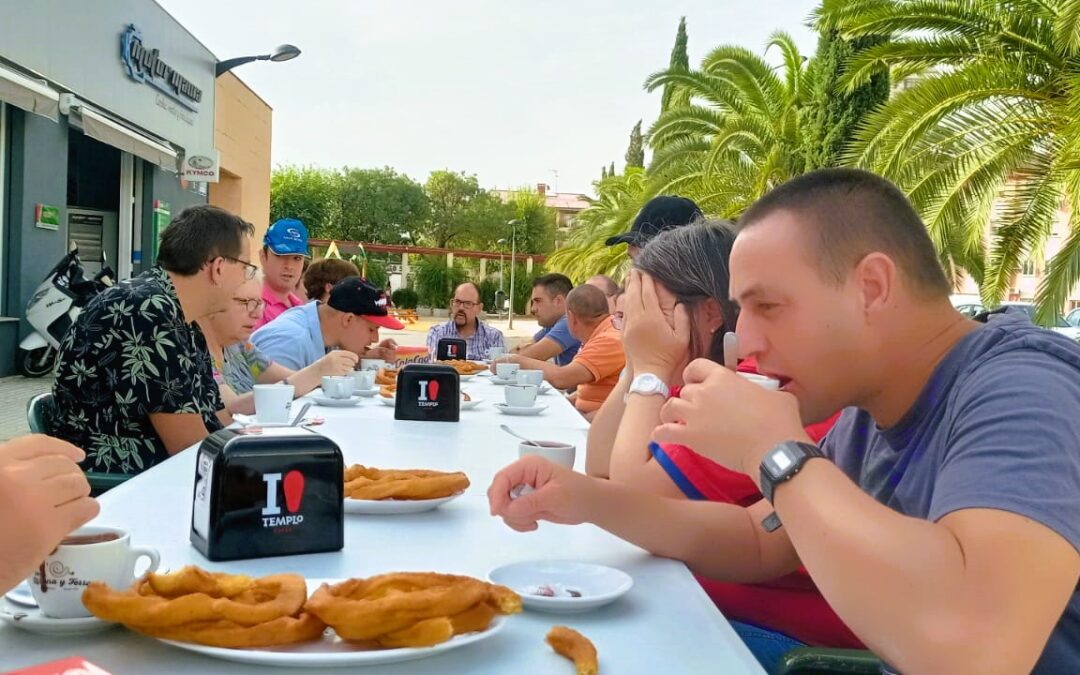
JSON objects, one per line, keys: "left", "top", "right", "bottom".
{"left": 17, "top": 245, "right": 115, "bottom": 378}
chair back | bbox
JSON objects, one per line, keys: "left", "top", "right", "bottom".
{"left": 26, "top": 392, "right": 57, "bottom": 435}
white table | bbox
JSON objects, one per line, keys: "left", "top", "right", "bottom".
{"left": 0, "top": 375, "right": 764, "bottom": 673}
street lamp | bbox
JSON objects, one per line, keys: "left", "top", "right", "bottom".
{"left": 216, "top": 44, "right": 302, "bottom": 77}
{"left": 507, "top": 220, "right": 521, "bottom": 329}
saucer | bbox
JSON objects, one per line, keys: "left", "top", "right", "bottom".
{"left": 4, "top": 582, "right": 36, "bottom": 608}
{"left": 488, "top": 561, "right": 633, "bottom": 614}
{"left": 494, "top": 403, "right": 548, "bottom": 416}
{"left": 460, "top": 397, "right": 485, "bottom": 410}
{"left": 0, "top": 597, "right": 117, "bottom": 636}
{"left": 489, "top": 376, "right": 517, "bottom": 386}
{"left": 353, "top": 387, "right": 379, "bottom": 398}
{"left": 310, "top": 393, "right": 363, "bottom": 407}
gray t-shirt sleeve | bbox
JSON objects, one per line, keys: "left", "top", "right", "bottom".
{"left": 930, "top": 350, "right": 1080, "bottom": 552}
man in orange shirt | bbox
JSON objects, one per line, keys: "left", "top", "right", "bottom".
{"left": 498, "top": 284, "right": 625, "bottom": 420}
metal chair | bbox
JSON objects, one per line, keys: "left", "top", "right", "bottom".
{"left": 26, "top": 392, "right": 132, "bottom": 497}
{"left": 774, "top": 647, "right": 887, "bottom": 675}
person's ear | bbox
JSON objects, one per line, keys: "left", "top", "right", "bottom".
{"left": 698, "top": 297, "right": 725, "bottom": 334}
{"left": 852, "top": 252, "right": 896, "bottom": 319}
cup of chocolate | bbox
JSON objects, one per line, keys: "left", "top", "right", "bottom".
{"left": 28, "top": 526, "right": 160, "bottom": 618}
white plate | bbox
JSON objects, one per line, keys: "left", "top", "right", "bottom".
{"left": 488, "top": 561, "right": 633, "bottom": 614}
{"left": 353, "top": 387, "right": 380, "bottom": 398}
{"left": 233, "top": 414, "right": 305, "bottom": 428}
{"left": 494, "top": 403, "right": 548, "bottom": 416}
{"left": 378, "top": 396, "right": 397, "bottom": 407}
{"left": 489, "top": 376, "right": 516, "bottom": 386}
{"left": 156, "top": 578, "right": 508, "bottom": 667}
{"left": 0, "top": 598, "right": 117, "bottom": 635}
{"left": 460, "top": 397, "right": 484, "bottom": 410}
{"left": 310, "top": 394, "right": 363, "bottom": 408}
{"left": 343, "top": 492, "right": 463, "bottom": 514}
{"left": 458, "top": 374, "right": 476, "bottom": 382}
{"left": 4, "top": 582, "right": 36, "bottom": 608}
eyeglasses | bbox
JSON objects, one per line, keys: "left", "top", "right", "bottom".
{"left": 223, "top": 256, "right": 259, "bottom": 280}
{"left": 451, "top": 299, "right": 479, "bottom": 309}
{"left": 612, "top": 311, "right": 624, "bottom": 330}
{"left": 233, "top": 297, "right": 265, "bottom": 314}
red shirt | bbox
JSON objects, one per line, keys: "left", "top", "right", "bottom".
{"left": 655, "top": 357, "right": 861, "bottom": 648}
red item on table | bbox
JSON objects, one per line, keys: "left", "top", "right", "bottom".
{"left": 8, "top": 656, "right": 113, "bottom": 675}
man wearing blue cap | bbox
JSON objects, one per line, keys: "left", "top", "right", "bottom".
{"left": 257, "top": 218, "right": 310, "bottom": 328}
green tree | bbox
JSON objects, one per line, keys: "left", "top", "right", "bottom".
{"left": 270, "top": 165, "right": 338, "bottom": 237}
{"left": 609, "top": 161, "right": 616, "bottom": 178}
{"left": 821, "top": 0, "right": 1080, "bottom": 321}
{"left": 335, "top": 167, "right": 428, "bottom": 244}
{"left": 661, "top": 17, "right": 691, "bottom": 112}
{"left": 625, "top": 120, "right": 645, "bottom": 169}
{"left": 421, "top": 170, "right": 503, "bottom": 248}
{"left": 601, "top": 165, "right": 608, "bottom": 180}
{"left": 414, "top": 256, "right": 468, "bottom": 308}
{"left": 504, "top": 188, "right": 557, "bottom": 255}
{"left": 800, "top": 24, "right": 889, "bottom": 171}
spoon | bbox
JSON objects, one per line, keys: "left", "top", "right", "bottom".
{"left": 723, "top": 332, "right": 739, "bottom": 372}
{"left": 500, "top": 424, "right": 542, "bottom": 447}
{"left": 290, "top": 402, "right": 312, "bottom": 426}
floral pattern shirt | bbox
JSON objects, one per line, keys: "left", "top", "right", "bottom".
{"left": 52, "top": 266, "right": 223, "bottom": 475}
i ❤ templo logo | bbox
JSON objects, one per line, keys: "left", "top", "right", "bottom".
{"left": 261, "top": 470, "right": 305, "bottom": 528}
{"left": 416, "top": 380, "right": 441, "bottom": 408}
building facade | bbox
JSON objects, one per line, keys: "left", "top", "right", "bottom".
{"left": 0, "top": 0, "right": 271, "bottom": 375}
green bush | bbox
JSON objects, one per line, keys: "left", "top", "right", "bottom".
{"left": 415, "top": 257, "right": 468, "bottom": 309}
{"left": 478, "top": 277, "right": 501, "bottom": 312}
{"left": 513, "top": 263, "right": 545, "bottom": 315}
{"left": 391, "top": 287, "right": 419, "bottom": 309}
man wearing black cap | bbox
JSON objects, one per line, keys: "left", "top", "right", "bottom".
{"left": 251, "top": 276, "right": 402, "bottom": 371}
{"left": 605, "top": 195, "right": 704, "bottom": 259}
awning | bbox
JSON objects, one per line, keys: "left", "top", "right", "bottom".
{"left": 62, "top": 96, "right": 178, "bottom": 171}
{"left": 0, "top": 64, "right": 59, "bottom": 121}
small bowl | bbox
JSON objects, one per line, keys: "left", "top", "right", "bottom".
{"left": 489, "top": 561, "right": 633, "bottom": 614}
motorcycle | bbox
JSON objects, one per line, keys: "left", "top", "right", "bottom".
{"left": 17, "top": 245, "right": 115, "bottom": 378}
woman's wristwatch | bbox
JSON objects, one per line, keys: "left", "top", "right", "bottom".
{"left": 624, "top": 373, "right": 670, "bottom": 403}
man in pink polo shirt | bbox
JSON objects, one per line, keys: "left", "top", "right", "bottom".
{"left": 257, "top": 218, "right": 309, "bottom": 328}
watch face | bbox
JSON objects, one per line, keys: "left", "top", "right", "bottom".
{"left": 764, "top": 445, "right": 798, "bottom": 478}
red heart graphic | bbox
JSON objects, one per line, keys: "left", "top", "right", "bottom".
{"left": 428, "top": 380, "right": 440, "bottom": 400}
{"left": 283, "top": 470, "right": 305, "bottom": 513}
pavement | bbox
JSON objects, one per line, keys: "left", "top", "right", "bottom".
{"left": 0, "top": 315, "right": 540, "bottom": 442}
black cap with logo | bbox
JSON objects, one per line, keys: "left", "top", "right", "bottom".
{"left": 327, "top": 276, "right": 404, "bottom": 330}
{"left": 605, "top": 195, "right": 704, "bottom": 248}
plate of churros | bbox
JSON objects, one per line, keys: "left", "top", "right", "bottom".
{"left": 81, "top": 567, "right": 521, "bottom": 667}
{"left": 343, "top": 465, "right": 470, "bottom": 514}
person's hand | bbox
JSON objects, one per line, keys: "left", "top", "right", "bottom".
{"left": 622, "top": 270, "right": 690, "bottom": 382}
{"left": 488, "top": 456, "right": 598, "bottom": 532}
{"left": 654, "top": 359, "right": 808, "bottom": 475}
{"left": 492, "top": 354, "right": 521, "bottom": 366}
{"left": 378, "top": 338, "right": 399, "bottom": 351}
{"left": 0, "top": 435, "right": 98, "bottom": 594}
{"left": 366, "top": 346, "right": 397, "bottom": 361}
{"left": 316, "top": 350, "right": 358, "bottom": 377}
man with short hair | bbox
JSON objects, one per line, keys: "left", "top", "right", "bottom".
{"left": 586, "top": 274, "right": 620, "bottom": 314}
{"left": 425, "top": 282, "right": 505, "bottom": 361}
{"left": 490, "top": 168, "right": 1080, "bottom": 674}
{"left": 510, "top": 273, "right": 580, "bottom": 365}
{"left": 252, "top": 276, "right": 402, "bottom": 371}
{"left": 53, "top": 205, "right": 255, "bottom": 474}
{"left": 503, "top": 285, "right": 624, "bottom": 416}
{"left": 257, "top": 218, "right": 309, "bottom": 328}
{"left": 605, "top": 195, "right": 703, "bottom": 260}
{"left": 303, "top": 258, "right": 360, "bottom": 304}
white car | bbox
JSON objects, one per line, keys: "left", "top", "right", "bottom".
{"left": 999, "top": 303, "right": 1080, "bottom": 341}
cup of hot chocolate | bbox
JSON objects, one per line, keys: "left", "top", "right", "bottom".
{"left": 28, "top": 526, "right": 160, "bottom": 618}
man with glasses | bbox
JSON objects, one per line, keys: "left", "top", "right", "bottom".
{"left": 425, "top": 282, "right": 505, "bottom": 361}
{"left": 53, "top": 205, "right": 255, "bottom": 477}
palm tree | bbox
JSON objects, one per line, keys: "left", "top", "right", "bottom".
{"left": 643, "top": 32, "right": 813, "bottom": 219}
{"left": 821, "top": 0, "right": 1080, "bottom": 322}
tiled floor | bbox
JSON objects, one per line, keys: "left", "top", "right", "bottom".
{"left": 0, "top": 375, "right": 53, "bottom": 441}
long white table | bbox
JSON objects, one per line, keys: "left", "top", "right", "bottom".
{"left": 0, "top": 375, "right": 765, "bottom": 674}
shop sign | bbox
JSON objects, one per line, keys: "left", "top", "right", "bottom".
{"left": 180, "top": 149, "right": 220, "bottom": 183}
{"left": 34, "top": 204, "right": 60, "bottom": 231}
{"left": 120, "top": 24, "right": 203, "bottom": 112}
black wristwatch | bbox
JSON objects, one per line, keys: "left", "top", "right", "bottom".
{"left": 759, "top": 441, "right": 825, "bottom": 533}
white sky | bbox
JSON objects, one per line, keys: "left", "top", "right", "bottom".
{"left": 158, "top": 0, "right": 820, "bottom": 195}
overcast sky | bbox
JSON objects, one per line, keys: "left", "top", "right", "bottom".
{"left": 158, "top": 0, "right": 820, "bottom": 195}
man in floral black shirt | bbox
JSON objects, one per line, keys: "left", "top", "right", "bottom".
{"left": 52, "top": 205, "right": 256, "bottom": 475}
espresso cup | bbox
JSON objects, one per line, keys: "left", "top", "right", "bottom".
{"left": 487, "top": 346, "right": 506, "bottom": 360}
{"left": 253, "top": 384, "right": 295, "bottom": 424}
{"left": 496, "top": 363, "right": 520, "bottom": 380}
{"left": 360, "top": 358, "right": 387, "bottom": 372}
{"left": 352, "top": 369, "right": 376, "bottom": 392}
{"left": 29, "top": 526, "right": 160, "bottom": 618}
{"left": 738, "top": 372, "right": 781, "bottom": 391}
{"left": 504, "top": 384, "right": 538, "bottom": 408}
{"left": 518, "top": 441, "right": 576, "bottom": 469}
{"left": 515, "top": 369, "right": 544, "bottom": 386}
{"left": 321, "top": 375, "right": 353, "bottom": 399}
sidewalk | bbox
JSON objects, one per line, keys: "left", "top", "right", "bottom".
{"left": 0, "top": 375, "right": 53, "bottom": 441}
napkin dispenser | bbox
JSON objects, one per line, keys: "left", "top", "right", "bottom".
{"left": 436, "top": 337, "right": 467, "bottom": 361}
{"left": 394, "top": 363, "right": 460, "bottom": 422}
{"left": 190, "top": 427, "right": 344, "bottom": 561}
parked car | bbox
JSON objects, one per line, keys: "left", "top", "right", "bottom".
{"left": 999, "top": 303, "right": 1080, "bottom": 341}
{"left": 1067, "top": 307, "right": 1080, "bottom": 328}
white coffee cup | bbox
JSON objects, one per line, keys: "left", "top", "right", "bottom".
{"left": 487, "top": 346, "right": 506, "bottom": 360}
{"left": 738, "top": 372, "right": 781, "bottom": 391}
{"left": 28, "top": 526, "right": 160, "bottom": 618}
{"left": 352, "top": 369, "right": 376, "bottom": 391}
{"left": 496, "top": 363, "right": 521, "bottom": 380}
{"left": 504, "top": 384, "right": 538, "bottom": 408}
{"left": 518, "top": 441, "right": 576, "bottom": 469}
{"left": 360, "top": 358, "right": 387, "bottom": 372}
{"left": 515, "top": 369, "right": 544, "bottom": 386}
{"left": 322, "top": 375, "right": 353, "bottom": 399}
{"left": 253, "top": 384, "right": 295, "bottom": 423}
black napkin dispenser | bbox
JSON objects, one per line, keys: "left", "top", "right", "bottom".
{"left": 394, "top": 363, "right": 461, "bottom": 422}
{"left": 436, "top": 337, "right": 467, "bottom": 361}
{"left": 190, "top": 427, "right": 344, "bottom": 561}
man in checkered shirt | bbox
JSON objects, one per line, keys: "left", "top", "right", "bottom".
{"left": 426, "top": 282, "right": 505, "bottom": 361}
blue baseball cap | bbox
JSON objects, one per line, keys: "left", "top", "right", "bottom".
{"left": 263, "top": 218, "right": 310, "bottom": 257}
